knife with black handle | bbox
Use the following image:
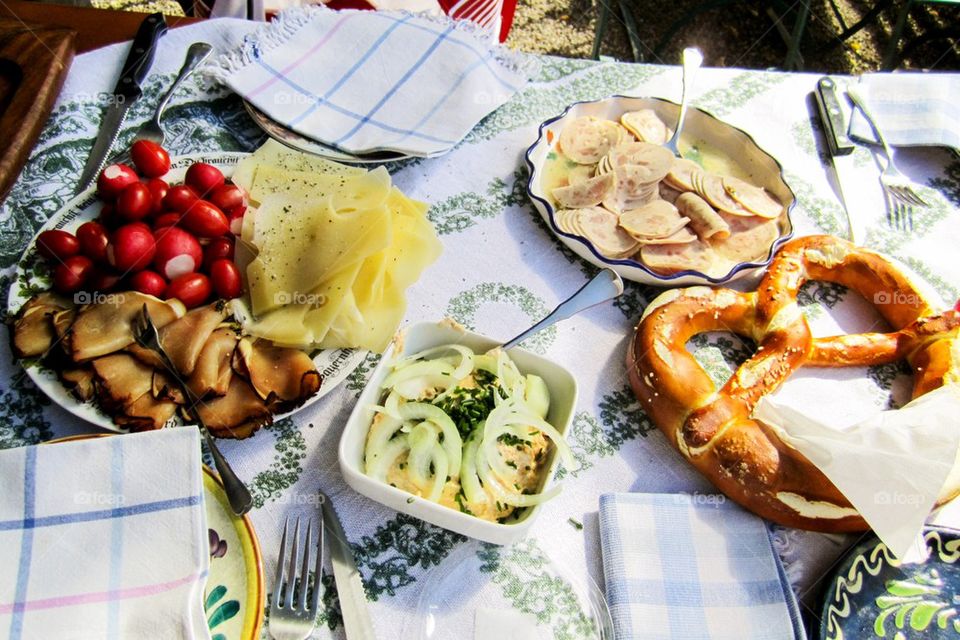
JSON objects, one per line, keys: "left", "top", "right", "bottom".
{"left": 815, "top": 76, "right": 860, "bottom": 242}
{"left": 815, "top": 77, "right": 855, "bottom": 158}
{"left": 76, "top": 13, "right": 168, "bottom": 194}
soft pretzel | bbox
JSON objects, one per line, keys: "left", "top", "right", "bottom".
{"left": 627, "top": 235, "right": 960, "bottom": 532}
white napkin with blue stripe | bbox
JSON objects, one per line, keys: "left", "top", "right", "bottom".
{"left": 0, "top": 430, "right": 209, "bottom": 640}
{"left": 848, "top": 72, "right": 960, "bottom": 150}
{"left": 214, "top": 6, "right": 533, "bottom": 156}
{"left": 599, "top": 493, "right": 805, "bottom": 640}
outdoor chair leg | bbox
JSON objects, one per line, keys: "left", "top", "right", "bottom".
{"left": 592, "top": 0, "right": 612, "bottom": 59}
{"left": 618, "top": 0, "right": 644, "bottom": 61}
{"left": 782, "top": 0, "right": 810, "bottom": 69}
{"left": 883, "top": 0, "right": 915, "bottom": 69}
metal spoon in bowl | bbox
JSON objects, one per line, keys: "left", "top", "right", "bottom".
{"left": 502, "top": 269, "right": 624, "bottom": 350}
{"left": 134, "top": 42, "right": 214, "bottom": 145}
{"left": 664, "top": 47, "right": 703, "bottom": 158}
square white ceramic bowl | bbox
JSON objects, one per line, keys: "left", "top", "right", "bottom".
{"left": 338, "top": 321, "right": 578, "bottom": 545}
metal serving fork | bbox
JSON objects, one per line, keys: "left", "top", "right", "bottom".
{"left": 134, "top": 42, "right": 213, "bottom": 145}
{"left": 133, "top": 304, "right": 253, "bottom": 515}
{"left": 270, "top": 515, "right": 325, "bottom": 640}
{"left": 847, "top": 85, "right": 928, "bottom": 230}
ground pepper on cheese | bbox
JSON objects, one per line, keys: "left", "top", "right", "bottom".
{"left": 230, "top": 140, "right": 442, "bottom": 353}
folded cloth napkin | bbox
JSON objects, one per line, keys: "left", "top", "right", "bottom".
{"left": 848, "top": 72, "right": 960, "bottom": 150}
{"left": 0, "top": 429, "right": 210, "bottom": 640}
{"left": 598, "top": 493, "right": 806, "bottom": 640}
{"left": 212, "top": 6, "right": 534, "bottom": 156}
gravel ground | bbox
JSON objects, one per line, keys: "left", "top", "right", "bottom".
{"left": 505, "top": 0, "right": 960, "bottom": 72}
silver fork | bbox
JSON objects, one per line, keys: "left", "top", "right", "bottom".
{"left": 134, "top": 42, "right": 213, "bottom": 145}
{"left": 133, "top": 304, "right": 253, "bottom": 515}
{"left": 270, "top": 515, "right": 324, "bottom": 640}
{"left": 847, "top": 85, "right": 928, "bottom": 230}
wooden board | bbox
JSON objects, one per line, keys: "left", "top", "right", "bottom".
{"left": 0, "top": 18, "right": 75, "bottom": 204}
{"left": 0, "top": 3, "right": 201, "bottom": 54}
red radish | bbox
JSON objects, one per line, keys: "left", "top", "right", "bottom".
{"left": 185, "top": 162, "right": 225, "bottom": 197}
{"left": 130, "top": 140, "right": 170, "bottom": 178}
{"left": 209, "top": 259, "right": 242, "bottom": 299}
{"left": 182, "top": 200, "right": 229, "bottom": 237}
{"left": 37, "top": 230, "right": 80, "bottom": 262}
{"left": 228, "top": 205, "right": 246, "bottom": 235}
{"left": 97, "top": 164, "right": 138, "bottom": 200}
{"left": 108, "top": 223, "right": 156, "bottom": 272}
{"left": 154, "top": 227, "right": 203, "bottom": 280}
{"left": 53, "top": 256, "right": 94, "bottom": 294}
{"left": 203, "top": 237, "right": 234, "bottom": 271}
{"left": 145, "top": 178, "right": 169, "bottom": 215}
{"left": 153, "top": 212, "right": 182, "bottom": 230}
{"left": 116, "top": 182, "right": 153, "bottom": 221}
{"left": 76, "top": 222, "right": 110, "bottom": 263}
{"left": 130, "top": 270, "right": 167, "bottom": 298}
{"left": 209, "top": 184, "right": 246, "bottom": 213}
{"left": 98, "top": 203, "right": 118, "bottom": 227}
{"left": 163, "top": 185, "right": 198, "bottom": 213}
{"left": 166, "top": 272, "right": 211, "bottom": 308}
{"left": 88, "top": 267, "right": 122, "bottom": 292}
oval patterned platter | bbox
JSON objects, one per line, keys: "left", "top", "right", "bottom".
{"left": 7, "top": 152, "right": 364, "bottom": 433}
{"left": 820, "top": 526, "right": 960, "bottom": 640}
{"left": 525, "top": 95, "right": 796, "bottom": 287}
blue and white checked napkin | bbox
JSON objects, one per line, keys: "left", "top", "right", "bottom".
{"left": 0, "top": 430, "right": 209, "bottom": 640}
{"left": 848, "top": 72, "right": 960, "bottom": 150}
{"left": 214, "top": 6, "right": 533, "bottom": 156}
{"left": 598, "top": 493, "right": 806, "bottom": 640}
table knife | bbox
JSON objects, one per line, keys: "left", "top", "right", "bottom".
{"left": 321, "top": 491, "right": 376, "bottom": 640}
{"left": 814, "top": 76, "right": 860, "bottom": 243}
{"left": 76, "top": 13, "right": 167, "bottom": 194}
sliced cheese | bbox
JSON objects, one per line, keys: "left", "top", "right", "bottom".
{"left": 237, "top": 143, "right": 441, "bottom": 353}
{"left": 246, "top": 195, "right": 391, "bottom": 314}
{"left": 236, "top": 140, "right": 364, "bottom": 191}
{"left": 249, "top": 165, "right": 391, "bottom": 211}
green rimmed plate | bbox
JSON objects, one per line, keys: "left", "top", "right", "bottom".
{"left": 47, "top": 434, "right": 265, "bottom": 640}
{"left": 202, "top": 466, "right": 265, "bottom": 640}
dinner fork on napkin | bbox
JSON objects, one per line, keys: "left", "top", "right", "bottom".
{"left": 0, "top": 429, "right": 210, "bottom": 640}
{"left": 211, "top": 6, "right": 535, "bottom": 157}
{"left": 599, "top": 493, "right": 806, "bottom": 640}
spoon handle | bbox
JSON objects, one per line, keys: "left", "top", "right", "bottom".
{"left": 665, "top": 47, "right": 703, "bottom": 154}
{"left": 502, "top": 269, "right": 624, "bottom": 350}
{"left": 204, "top": 429, "right": 254, "bottom": 515}
{"left": 154, "top": 42, "right": 214, "bottom": 122}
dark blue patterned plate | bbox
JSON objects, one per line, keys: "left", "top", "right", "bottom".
{"left": 820, "top": 526, "right": 960, "bottom": 639}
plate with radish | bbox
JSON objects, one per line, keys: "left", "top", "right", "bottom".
{"left": 8, "top": 148, "right": 365, "bottom": 434}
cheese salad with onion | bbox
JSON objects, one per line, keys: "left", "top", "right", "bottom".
{"left": 363, "top": 345, "right": 574, "bottom": 522}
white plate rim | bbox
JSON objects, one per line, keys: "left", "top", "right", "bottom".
{"left": 243, "top": 100, "right": 416, "bottom": 165}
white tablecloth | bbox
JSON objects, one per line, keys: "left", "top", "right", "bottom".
{"left": 2, "top": 17, "right": 959, "bottom": 638}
